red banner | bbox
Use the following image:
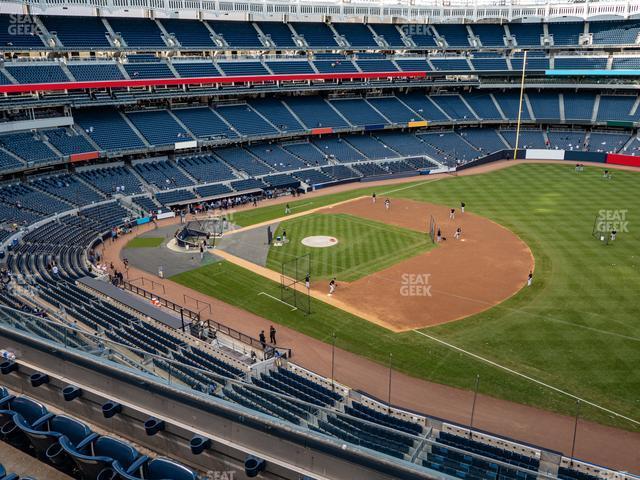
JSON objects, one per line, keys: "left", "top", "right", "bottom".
{"left": 70, "top": 151, "right": 100, "bottom": 163}
{"left": 606, "top": 153, "right": 640, "bottom": 167}
{"left": 311, "top": 127, "right": 333, "bottom": 135}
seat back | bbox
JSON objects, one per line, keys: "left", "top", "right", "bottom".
{"left": 51, "top": 415, "right": 92, "bottom": 445}
{"left": 95, "top": 436, "right": 138, "bottom": 468}
{"left": 11, "top": 397, "right": 47, "bottom": 425}
{"left": 148, "top": 458, "right": 198, "bottom": 480}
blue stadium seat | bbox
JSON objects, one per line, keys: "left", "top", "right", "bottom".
{"left": 42, "top": 15, "right": 110, "bottom": 48}
{"left": 60, "top": 435, "right": 141, "bottom": 480}
{"left": 160, "top": 19, "right": 215, "bottom": 48}
{"left": 113, "top": 457, "right": 199, "bottom": 480}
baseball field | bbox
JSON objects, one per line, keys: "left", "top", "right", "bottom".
{"left": 171, "top": 163, "right": 640, "bottom": 431}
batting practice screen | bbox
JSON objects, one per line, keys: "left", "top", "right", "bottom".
{"left": 280, "top": 254, "right": 311, "bottom": 315}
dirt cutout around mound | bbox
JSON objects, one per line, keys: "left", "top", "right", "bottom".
{"left": 315, "top": 197, "right": 534, "bottom": 331}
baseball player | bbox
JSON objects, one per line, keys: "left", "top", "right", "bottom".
{"left": 454, "top": 227, "right": 462, "bottom": 240}
{"left": 449, "top": 208, "right": 455, "bottom": 220}
{"left": 372, "top": 192, "right": 377, "bottom": 204}
{"left": 460, "top": 202, "right": 465, "bottom": 214}
{"left": 436, "top": 228, "right": 442, "bottom": 243}
{"left": 527, "top": 271, "right": 533, "bottom": 287}
{"left": 328, "top": 278, "right": 336, "bottom": 296}
{"left": 305, "top": 273, "right": 310, "bottom": 290}
{"left": 384, "top": 199, "right": 390, "bottom": 211}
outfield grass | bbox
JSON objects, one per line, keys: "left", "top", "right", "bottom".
{"left": 172, "top": 163, "right": 640, "bottom": 431}
{"left": 125, "top": 237, "right": 164, "bottom": 249}
{"left": 266, "top": 213, "right": 434, "bottom": 281}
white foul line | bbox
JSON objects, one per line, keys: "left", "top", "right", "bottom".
{"left": 258, "top": 291, "right": 298, "bottom": 311}
{"left": 411, "top": 329, "right": 640, "bottom": 426}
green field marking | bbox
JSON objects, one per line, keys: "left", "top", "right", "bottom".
{"left": 125, "top": 237, "right": 164, "bottom": 249}
{"left": 171, "top": 163, "right": 640, "bottom": 431}
{"left": 266, "top": 213, "right": 435, "bottom": 281}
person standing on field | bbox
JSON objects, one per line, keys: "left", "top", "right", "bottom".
{"left": 460, "top": 202, "right": 465, "bottom": 214}
{"left": 372, "top": 192, "right": 376, "bottom": 204}
{"left": 328, "top": 278, "right": 336, "bottom": 296}
{"left": 527, "top": 271, "right": 533, "bottom": 287}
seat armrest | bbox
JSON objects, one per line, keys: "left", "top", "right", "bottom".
{"left": 76, "top": 432, "right": 99, "bottom": 450}
{"left": 126, "top": 455, "right": 149, "bottom": 475}
{"left": 31, "top": 412, "right": 55, "bottom": 429}
{"left": 0, "top": 395, "right": 15, "bottom": 408}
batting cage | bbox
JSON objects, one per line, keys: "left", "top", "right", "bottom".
{"left": 280, "top": 254, "right": 311, "bottom": 315}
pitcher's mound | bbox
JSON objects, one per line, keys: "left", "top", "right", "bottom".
{"left": 301, "top": 236, "right": 338, "bottom": 248}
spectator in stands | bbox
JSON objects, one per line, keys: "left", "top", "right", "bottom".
{"left": 269, "top": 325, "right": 277, "bottom": 345}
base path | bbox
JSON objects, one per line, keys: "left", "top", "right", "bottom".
{"left": 315, "top": 197, "right": 533, "bottom": 330}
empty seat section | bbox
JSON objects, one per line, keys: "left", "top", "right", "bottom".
{"left": 160, "top": 18, "right": 215, "bottom": 47}
{"left": 345, "top": 135, "right": 399, "bottom": 160}
{"left": 554, "top": 57, "right": 608, "bottom": 69}
{"left": 500, "top": 129, "right": 546, "bottom": 148}
{"left": 495, "top": 93, "right": 530, "bottom": 121}
{"left": 398, "top": 93, "right": 448, "bottom": 121}
{"left": 127, "top": 110, "right": 191, "bottom": 146}
{"left": 216, "top": 146, "right": 273, "bottom": 176}
{"left": 527, "top": 93, "right": 560, "bottom": 120}
{"left": 313, "top": 138, "right": 365, "bottom": 162}
{"left": 45, "top": 128, "right": 95, "bottom": 155}
{"left": 587, "top": 132, "right": 630, "bottom": 152}
{"left": 6, "top": 64, "right": 69, "bottom": 84}
{"left": 247, "top": 144, "right": 308, "bottom": 171}
{"left": 356, "top": 59, "right": 398, "bottom": 72}
{"left": 257, "top": 22, "right": 296, "bottom": 48}
{"left": 292, "top": 22, "right": 338, "bottom": 47}
{"left": 43, "top": 15, "right": 110, "bottom": 48}
{"left": 596, "top": 96, "right": 639, "bottom": 122}
{"left": 172, "top": 107, "right": 236, "bottom": 140}
{"left": 68, "top": 63, "right": 124, "bottom": 81}
{"left": 209, "top": 20, "right": 263, "bottom": 48}
{"left": 266, "top": 60, "right": 315, "bottom": 74}
{"left": 284, "top": 97, "right": 350, "bottom": 129}
{"left": 376, "top": 132, "right": 427, "bottom": 156}
{"left": 108, "top": 17, "right": 166, "bottom": 48}
{"left": 562, "top": 93, "right": 596, "bottom": 121}
{"left": 282, "top": 142, "right": 329, "bottom": 166}
{"left": 471, "top": 24, "right": 506, "bottom": 47}
{"left": 215, "top": 105, "right": 278, "bottom": 136}
{"left": 509, "top": 23, "right": 543, "bottom": 46}
{"left": 330, "top": 99, "right": 388, "bottom": 126}
{"left": 369, "top": 24, "right": 406, "bottom": 47}
{"left": 78, "top": 166, "right": 143, "bottom": 195}
{"left": 217, "top": 61, "right": 269, "bottom": 76}
{"left": 464, "top": 94, "right": 502, "bottom": 120}
{"left": 178, "top": 154, "right": 235, "bottom": 183}
{"left": 367, "top": 97, "right": 422, "bottom": 123}
{"left": 430, "top": 57, "right": 471, "bottom": 71}
{"left": 547, "top": 130, "right": 585, "bottom": 150}
{"left": 333, "top": 23, "right": 378, "bottom": 47}
{"left": 470, "top": 56, "right": 508, "bottom": 71}
{"left": 0, "top": 132, "right": 59, "bottom": 164}
{"left": 31, "top": 174, "right": 103, "bottom": 206}
{"left": 434, "top": 24, "right": 470, "bottom": 47}
{"left": 313, "top": 59, "right": 358, "bottom": 73}
{"left": 458, "top": 128, "right": 507, "bottom": 154}
{"left": 0, "top": 14, "right": 45, "bottom": 48}
{"left": 590, "top": 20, "right": 640, "bottom": 45}
{"left": 173, "top": 62, "right": 220, "bottom": 78}
{"left": 75, "top": 108, "right": 145, "bottom": 152}
{"left": 430, "top": 95, "right": 476, "bottom": 120}
{"left": 548, "top": 22, "right": 583, "bottom": 46}
{"left": 133, "top": 161, "right": 194, "bottom": 189}
{"left": 249, "top": 98, "right": 306, "bottom": 133}
{"left": 395, "top": 59, "right": 430, "bottom": 72}
{"left": 124, "top": 61, "right": 175, "bottom": 79}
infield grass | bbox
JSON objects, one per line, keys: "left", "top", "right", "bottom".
{"left": 172, "top": 163, "right": 640, "bottom": 432}
{"left": 266, "top": 213, "right": 434, "bottom": 281}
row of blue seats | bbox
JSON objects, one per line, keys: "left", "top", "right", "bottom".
{"left": 4, "top": 54, "right": 640, "bottom": 84}
{"left": 3, "top": 14, "right": 638, "bottom": 49}
{"left": 0, "top": 388, "right": 199, "bottom": 480}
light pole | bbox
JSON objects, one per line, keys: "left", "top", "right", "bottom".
{"left": 570, "top": 400, "right": 581, "bottom": 465}
{"left": 513, "top": 50, "right": 528, "bottom": 161}
{"left": 469, "top": 374, "right": 480, "bottom": 440}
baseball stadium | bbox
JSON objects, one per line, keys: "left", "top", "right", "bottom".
{"left": 0, "top": 0, "right": 637, "bottom": 478}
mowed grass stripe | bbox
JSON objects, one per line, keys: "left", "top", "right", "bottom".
{"left": 266, "top": 213, "right": 434, "bottom": 282}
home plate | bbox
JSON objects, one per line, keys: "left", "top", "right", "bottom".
{"left": 301, "top": 236, "right": 339, "bottom": 248}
